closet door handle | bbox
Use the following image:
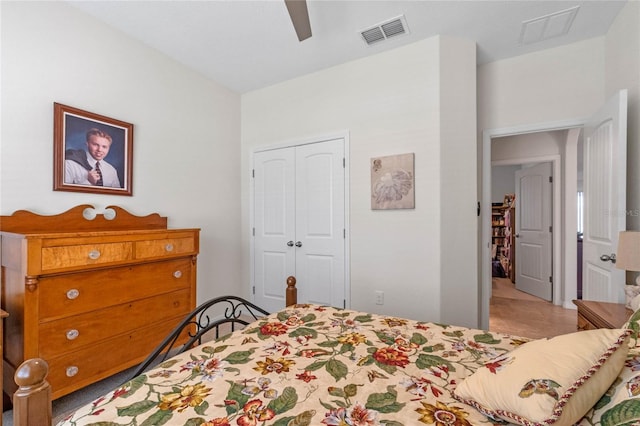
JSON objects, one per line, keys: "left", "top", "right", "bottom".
{"left": 287, "top": 241, "right": 294, "bottom": 247}
{"left": 295, "top": 241, "right": 302, "bottom": 247}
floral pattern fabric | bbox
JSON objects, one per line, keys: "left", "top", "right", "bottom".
{"left": 56, "top": 304, "right": 640, "bottom": 426}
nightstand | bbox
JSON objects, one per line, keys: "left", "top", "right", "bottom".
{"left": 573, "top": 300, "right": 632, "bottom": 330}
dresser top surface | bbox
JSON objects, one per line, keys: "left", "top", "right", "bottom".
{"left": 573, "top": 299, "right": 632, "bottom": 328}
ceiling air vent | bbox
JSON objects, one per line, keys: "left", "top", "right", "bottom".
{"left": 360, "top": 15, "right": 409, "bottom": 46}
{"left": 519, "top": 6, "right": 579, "bottom": 45}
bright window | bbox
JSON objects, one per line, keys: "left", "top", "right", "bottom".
{"left": 577, "top": 191, "right": 584, "bottom": 236}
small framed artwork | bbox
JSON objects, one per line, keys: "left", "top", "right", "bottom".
{"left": 503, "top": 194, "right": 515, "bottom": 207}
{"left": 53, "top": 103, "right": 133, "bottom": 196}
{"left": 371, "top": 153, "right": 415, "bottom": 210}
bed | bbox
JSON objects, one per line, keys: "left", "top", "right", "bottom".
{"left": 12, "top": 280, "right": 640, "bottom": 426}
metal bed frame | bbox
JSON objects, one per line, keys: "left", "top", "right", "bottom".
{"left": 128, "top": 296, "right": 270, "bottom": 380}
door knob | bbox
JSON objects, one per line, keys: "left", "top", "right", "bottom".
{"left": 295, "top": 241, "right": 302, "bottom": 247}
{"left": 287, "top": 241, "right": 294, "bottom": 247}
{"left": 600, "top": 253, "right": 617, "bottom": 264}
{"left": 515, "top": 234, "right": 520, "bottom": 238}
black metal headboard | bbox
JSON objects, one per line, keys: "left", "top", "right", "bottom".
{"left": 128, "top": 296, "right": 270, "bottom": 380}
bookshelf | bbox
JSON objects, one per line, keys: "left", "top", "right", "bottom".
{"left": 491, "top": 198, "right": 516, "bottom": 282}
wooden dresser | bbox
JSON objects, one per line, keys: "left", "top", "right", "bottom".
{"left": 1, "top": 205, "right": 199, "bottom": 400}
{"left": 573, "top": 299, "right": 632, "bottom": 330}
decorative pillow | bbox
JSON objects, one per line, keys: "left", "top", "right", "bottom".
{"left": 453, "top": 328, "right": 631, "bottom": 426}
{"left": 623, "top": 307, "right": 640, "bottom": 349}
{"left": 624, "top": 285, "right": 640, "bottom": 309}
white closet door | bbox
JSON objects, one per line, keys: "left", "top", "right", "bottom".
{"left": 253, "top": 138, "right": 346, "bottom": 312}
{"left": 253, "top": 148, "right": 296, "bottom": 313}
{"left": 295, "top": 139, "right": 345, "bottom": 308}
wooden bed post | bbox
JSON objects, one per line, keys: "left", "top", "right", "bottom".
{"left": 286, "top": 276, "right": 297, "bottom": 306}
{"left": 13, "top": 358, "right": 52, "bottom": 426}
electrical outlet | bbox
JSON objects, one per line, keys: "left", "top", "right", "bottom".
{"left": 375, "top": 291, "right": 384, "bottom": 305}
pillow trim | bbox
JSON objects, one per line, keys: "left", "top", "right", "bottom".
{"left": 452, "top": 329, "right": 632, "bottom": 426}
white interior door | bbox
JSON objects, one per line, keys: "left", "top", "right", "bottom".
{"left": 295, "top": 140, "right": 345, "bottom": 307}
{"left": 253, "top": 139, "right": 346, "bottom": 312}
{"left": 515, "top": 162, "right": 553, "bottom": 301}
{"left": 253, "top": 148, "right": 296, "bottom": 313}
{"left": 582, "top": 90, "right": 627, "bottom": 302}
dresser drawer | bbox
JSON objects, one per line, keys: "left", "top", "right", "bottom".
{"left": 46, "top": 319, "right": 187, "bottom": 399}
{"left": 41, "top": 242, "right": 134, "bottom": 271}
{"left": 135, "top": 236, "right": 196, "bottom": 259}
{"left": 39, "top": 288, "right": 192, "bottom": 358}
{"left": 39, "top": 258, "right": 193, "bottom": 320}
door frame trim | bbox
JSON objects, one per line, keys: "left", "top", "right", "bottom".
{"left": 480, "top": 119, "right": 586, "bottom": 329}
{"left": 249, "top": 130, "right": 351, "bottom": 308}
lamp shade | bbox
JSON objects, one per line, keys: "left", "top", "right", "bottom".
{"left": 617, "top": 231, "right": 640, "bottom": 272}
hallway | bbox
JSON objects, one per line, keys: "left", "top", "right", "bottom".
{"left": 489, "top": 277, "right": 577, "bottom": 339}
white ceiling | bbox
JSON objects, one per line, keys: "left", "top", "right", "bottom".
{"left": 68, "top": 0, "right": 627, "bottom": 94}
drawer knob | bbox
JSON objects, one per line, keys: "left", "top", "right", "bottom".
{"left": 173, "top": 270, "right": 182, "bottom": 279}
{"left": 66, "top": 329, "right": 79, "bottom": 340}
{"left": 66, "top": 366, "right": 79, "bottom": 377}
{"left": 88, "top": 250, "right": 101, "bottom": 260}
{"left": 165, "top": 243, "right": 174, "bottom": 252}
{"left": 66, "top": 289, "right": 80, "bottom": 300}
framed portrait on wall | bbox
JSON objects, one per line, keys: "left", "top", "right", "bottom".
{"left": 53, "top": 102, "right": 133, "bottom": 196}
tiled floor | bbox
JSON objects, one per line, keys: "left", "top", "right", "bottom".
{"left": 489, "top": 277, "right": 577, "bottom": 339}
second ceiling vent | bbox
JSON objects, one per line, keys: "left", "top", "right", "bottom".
{"left": 360, "top": 15, "right": 409, "bottom": 46}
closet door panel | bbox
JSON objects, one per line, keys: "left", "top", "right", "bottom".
{"left": 253, "top": 149, "right": 296, "bottom": 313}
{"left": 295, "top": 139, "right": 345, "bottom": 308}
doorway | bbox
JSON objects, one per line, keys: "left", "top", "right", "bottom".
{"left": 480, "top": 121, "right": 583, "bottom": 330}
{"left": 492, "top": 161, "right": 554, "bottom": 301}
{"left": 481, "top": 91, "right": 628, "bottom": 330}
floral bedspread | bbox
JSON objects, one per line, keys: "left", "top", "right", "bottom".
{"left": 57, "top": 304, "right": 640, "bottom": 426}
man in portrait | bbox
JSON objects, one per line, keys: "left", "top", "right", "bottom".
{"left": 64, "top": 128, "right": 122, "bottom": 188}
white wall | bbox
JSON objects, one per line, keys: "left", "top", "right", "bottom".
{"left": 477, "top": 39, "right": 605, "bottom": 324}
{"left": 479, "top": 2, "right": 640, "bottom": 233}
{"left": 478, "top": 37, "right": 606, "bottom": 132}
{"left": 0, "top": 2, "right": 243, "bottom": 303}
{"left": 605, "top": 0, "right": 640, "bottom": 232}
{"left": 438, "top": 37, "right": 478, "bottom": 327}
{"left": 492, "top": 131, "right": 565, "bottom": 161}
{"left": 491, "top": 166, "right": 520, "bottom": 204}
{"left": 241, "top": 36, "right": 477, "bottom": 325}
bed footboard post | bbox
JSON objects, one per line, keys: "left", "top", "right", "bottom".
{"left": 286, "top": 276, "right": 297, "bottom": 306}
{"left": 13, "top": 358, "right": 52, "bottom": 426}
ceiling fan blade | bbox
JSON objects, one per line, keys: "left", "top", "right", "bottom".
{"left": 284, "top": 0, "right": 312, "bottom": 41}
